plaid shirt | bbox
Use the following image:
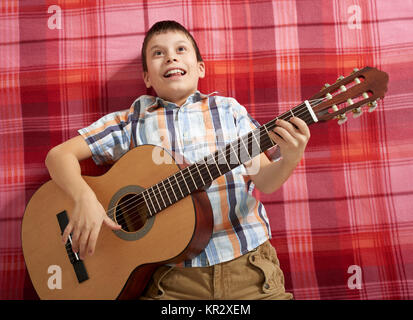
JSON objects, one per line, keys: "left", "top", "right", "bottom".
{"left": 78, "top": 91, "right": 280, "bottom": 267}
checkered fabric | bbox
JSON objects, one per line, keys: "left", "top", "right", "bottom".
{"left": 1, "top": 0, "right": 413, "bottom": 299}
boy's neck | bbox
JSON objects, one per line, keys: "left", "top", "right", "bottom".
{"left": 158, "top": 90, "right": 199, "bottom": 107}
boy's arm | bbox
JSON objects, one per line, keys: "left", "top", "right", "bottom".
{"left": 45, "top": 135, "right": 93, "bottom": 200}
{"left": 45, "top": 135, "right": 121, "bottom": 259}
{"left": 245, "top": 117, "right": 310, "bottom": 194}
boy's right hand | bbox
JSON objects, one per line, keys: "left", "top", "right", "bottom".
{"left": 62, "top": 190, "right": 121, "bottom": 260}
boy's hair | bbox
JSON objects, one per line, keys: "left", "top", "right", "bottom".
{"left": 141, "top": 20, "right": 203, "bottom": 72}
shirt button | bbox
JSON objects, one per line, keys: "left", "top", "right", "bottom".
{"left": 264, "top": 283, "right": 270, "bottom": 289}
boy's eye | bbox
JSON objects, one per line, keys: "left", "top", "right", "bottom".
{"left": 177, "top": 46, "right": 186, "bottom": 52}
{"left": 153, "top": 50, "right": 163, "bottom": 56}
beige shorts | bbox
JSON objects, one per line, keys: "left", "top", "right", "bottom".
{"left": 140, "top": 240, "right": 293, "bottom": 300}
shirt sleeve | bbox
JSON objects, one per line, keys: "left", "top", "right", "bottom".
{"left": 77, "top": 104, "right": 135, "bottom": 165}
{"left": 230, "top": 98, "right": 281, "bottom": 163}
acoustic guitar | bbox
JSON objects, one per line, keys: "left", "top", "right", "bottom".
{"left": 21, "top": 66, "right": 388, "bottom": 299}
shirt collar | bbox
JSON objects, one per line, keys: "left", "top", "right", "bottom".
{"left": 152, "top": 90, "right": 218, "bottom": 110}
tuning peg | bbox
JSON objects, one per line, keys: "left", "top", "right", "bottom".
{"left": 354, "top": 77, "right": 361, "bottom": 84}
{"left": 336, "top": 76, "right": 345, "bottom": 82}
{"left": 368, "top": 100, "right": 378, "bottom": 112}
{"left": 352, "top": 68, "right": 359, "bottom": 73}
{"left": 326, "top": 93, "right": 333, "bottom": 100}
{"left": 352, "top": 107, "right": 363, "bottom": 118}
{"left": 322, "top": 83, "right": 330, "bottom": 91}
{"left": 331, "top": 104, "right": 347, "bottom": 125}
{"left": 337, "top": 114, "right": 348, "bottom": 125}
{"left": 340, "top": 85, "right": 347, "bottom": 92}
{"left": 346, "top": 98, "right": 363, "bottom": 118}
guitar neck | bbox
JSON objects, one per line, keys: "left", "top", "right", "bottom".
{"left": 142, "top": 100, "right": 319, "bottom": 216}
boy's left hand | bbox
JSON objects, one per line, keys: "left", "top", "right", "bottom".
{"left": 268, "top": 117, "right": 310, "bottom": 166}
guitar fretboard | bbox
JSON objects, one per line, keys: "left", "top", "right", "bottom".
{"left": 142, "top": 100, "right": 319, "bottom": 217}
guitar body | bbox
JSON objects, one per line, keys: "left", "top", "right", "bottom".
{"left": 21, "top": 144, "right": 214, "bottom": 300}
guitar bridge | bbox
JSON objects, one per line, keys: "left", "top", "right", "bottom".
{"left": 56, "top": 210, "right": 89, "bottom": 283}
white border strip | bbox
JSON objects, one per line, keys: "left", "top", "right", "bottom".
{"left": 305, "top": 100, "right": 318, "bottom": 123}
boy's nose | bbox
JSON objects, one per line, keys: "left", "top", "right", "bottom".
{"left": 166, "top": 56, "right": 178, "bottom": 63}
{"left": 165, "top": 51, "right": 178, "bottom": 63}
{"left": 166, "top": 57, "right": 177, "bottom": 63}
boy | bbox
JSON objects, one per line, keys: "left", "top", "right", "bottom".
{"left": 45, "top": 20, "right": 310, "bottom": 300}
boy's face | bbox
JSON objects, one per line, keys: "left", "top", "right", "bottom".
{"left": 143, "top": 31, "right": 205, "bottom": 106}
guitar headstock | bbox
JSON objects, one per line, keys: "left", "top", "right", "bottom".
{"left": 310, "top": 66, "right": 389, "bottom": 124}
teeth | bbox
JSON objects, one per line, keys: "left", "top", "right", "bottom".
{"left": 164, "top": 69, "right": 185, "bottom": 77}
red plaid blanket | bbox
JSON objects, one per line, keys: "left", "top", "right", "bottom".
{"left": 1, "top": 0, "right": 413, "bottom": 299}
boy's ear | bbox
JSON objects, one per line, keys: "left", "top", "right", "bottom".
{"left": 198, "top": 61, "right": 206, "bottom": 78}
{"left": 143, "top": 71, "right": 152, "bottom": 88}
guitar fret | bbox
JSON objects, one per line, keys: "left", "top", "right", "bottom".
{"left": 224, "top": 145, "right": 237, "bottom": 170}
{"left": 263, "top": 124, "right": 276, "bottom": 147}
{"left": 167, "top": 177, "right": 178, "bottom": 202}
{"left": 143, "top": 189, "right": 155, "bottom": 217}
{"left": 156, "top": 184, "right": 166, "bottom": 209}
{"left": 213, "top": 153, "right": 222, "bottom": 176}
{"left": 229, "top": 141, "right": 241, "bottom": 165}
{"left": 161, "top": 180, "right": 172, "bottom": 206}
{"left": 180, "top": 170, "right": 190, "bottom": 194}
{"left": 150, "top": 186, "right": 161, "bottom": 213}
{"left": 239, "top": 135, "right": 252, "bottom": 162}
{"left": 194, "top": 162, "right": 205, "bottom": 185}
{"left": 221, "top": 148, "right": 232, "bottom": 171}
{"left": 183, "top": 167, "right": 196, "bottom": 192}
{"left": 261, "top": 133, "right": 275, "bottom": 151}
{"left": 174, "top": 174, "right": 184, "bottom": 198}
{"left": 204, "top": 159, "right": 213, "bottom": 181}
{"left": 187, "top": 166, "right": 198, "bottom": 190}
{"left": 252, "top": 130, "right": 263, "bottom": 153}
{"left": 214, "top": 149, "right": 231, "bottom": 175}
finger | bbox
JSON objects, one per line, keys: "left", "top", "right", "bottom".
{"left": 276, "top": 119, "right": 302, "bottom": 139}
{"left": 104, "top": 216, "right": 122, "bottom": 230}
{"left": 268, "top": 130, "right": 285, "bottom": 147}
{"left": 78, "top": 226, "right": 91, "bottom": 260}
{"left": 62, "top": 223, "right": 73, "bottom": 244}
{"left": 71, "top": 224, "right": 81, "bottom": 253}
{"left": 289, "top": 117, "right": 310, "bottom": 137}
{"left": 276, "top": 119, "right": 310, "bottom": 148}
{"left": 272, "top": 126, "right": 296, "bottom": 146}
{"left": 87, "top": 226, "right": 100, "bottom": 256}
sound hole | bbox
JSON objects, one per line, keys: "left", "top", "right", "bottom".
{"left": 115, "top": 193, "right": 148, "bottom": 232}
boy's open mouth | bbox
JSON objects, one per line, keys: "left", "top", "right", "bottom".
{"left": 164, "top": 68, "right": 186, "bottom": 78}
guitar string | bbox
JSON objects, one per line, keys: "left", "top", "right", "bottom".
{"left": 103, "top": 99, "right": 323, "bottom": 228}
{"left": 107, "top": 101, "right": 324, "bottom": 232}
{"left": 101, "top": 99, "right": 324, "bottom": 228}
{"left": 63, "top": 99, "right": 323, "bottom": 255}
{"left": 64, "top": 101, "right": 322, "bottom": 257}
